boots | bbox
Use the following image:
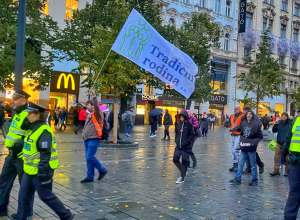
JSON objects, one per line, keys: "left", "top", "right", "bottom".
{"left": 229, "top": 163, "right": 238, "bottom": 172}
{"left": 269, "top": 171, "right": 280, "bottom": 176}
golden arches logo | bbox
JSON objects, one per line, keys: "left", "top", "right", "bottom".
{"left": 56, "top": 73, "right": 75, "bottom": 90}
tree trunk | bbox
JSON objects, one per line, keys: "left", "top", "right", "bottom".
{"left": 185, "top": 99, "right": 191, "bottom": 110}
{"left": 119, "top": 97, "right": 127, "bottom": 133}
{"left": 113, "top": 88, "right": 118, "bottom": 144}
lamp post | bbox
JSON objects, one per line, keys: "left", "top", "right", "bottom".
{"left": 14, "top": 0, "right": 27, "bottom": 90}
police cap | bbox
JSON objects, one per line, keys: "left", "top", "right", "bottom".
{"left": 12, "top": 89, "right": 31, "bottom": 99}
{"left": 26, "top": 102, "right": 46, "bottom": 113}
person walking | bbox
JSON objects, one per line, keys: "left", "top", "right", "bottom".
{"left": 124, "top": 107, "right": 133, "bottom": 137}
{"left": 149, "top": 115, "right": 158, "bottom": 137}
{"left": 201, "top": 112, "right": 209, "bottom": 136}
{"left": 269, "top": 112, "right": 292, "bottom": 177}
{"left": 228, "top": 105, "right": 243, "bottom": 172}
{"left": 16, "top": 102, "right": 74, "bottom": 220}
{"left": 73, "top": 107, "right": 79, "bottom": 127}
{"left": 230, "top": 110, "right": 263, "bottom": 186}
{"left": 272, "top": 111, "right": 281, "bottom": 122}
{"left": 173, "top": 110, "right": 195, "bottom": 184}
{"left": 161, "top": 109, "right": 172, "bottom": 141}
{"left": 262, "top": 114, "right": 270, "bottom": 130}
{"left": 53, "top": 107, "right": 60, "bottom": 129}
{"left": 281, "top": 111, "right": 300, "bottom": 220}
{"left": 80, "top": 88, "right": 107, "bottom": 183}
{"left": 74, "top": 106, "right": 86, "bottom": 134}
{"left": 59, "top": 107, "right": 67, "bottom": 130}
{"left": 241, "top": 105, "right": 265, "bottom": 174}
{"left": 0, "top": 90, "right": 33, "bottom": 218}
{"left": 210, "top": 114, "right": 216, "bottom": 129}
{"left": 187, "top": 110, "right": 199, "bottom": 168}
{"left": 0, "top": 101, "right": 5, "bottom": 137}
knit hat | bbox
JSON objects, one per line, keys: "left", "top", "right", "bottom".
{"left": 298, "top": 109, "right": 300, "bottom": 113}
{"left": 281, "top": 112, "right": 289, "bottom": 118}
{"left": 186, "top": 110, "right": 191, "bottom": 115}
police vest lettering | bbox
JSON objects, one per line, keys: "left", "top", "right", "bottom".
{"left": 290, "top": 117, "right": 300, "bottom": 153}
{"left": 22, "top": 125, "right": 58, "bottom": 175}
{"left": 5, "top": 111, "right": 29, "bottom": 147}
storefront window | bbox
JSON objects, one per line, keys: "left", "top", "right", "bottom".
{"left": 68, "top": 94, "right": 77, "bottom": 110}
{"left": 275, "top": 104, "right": 284, "bottom": 115}
{"left": 156, "top": 106, "right": 183, "bottom": 122}
{"left": 136, "top": 105, "right": 145, "bottom": 115}
{"left": 258, "top": 102, "right": 270, "bottom": 116}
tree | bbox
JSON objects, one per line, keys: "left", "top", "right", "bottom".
{"left": 147, "top": 13, "right": 222, "bottom": 108}
{"left": 235, "top": 31, "right": 288, "bottom": 114}
{"left": 0, "top": 0, "right": 59, "bottom": 91}
{"left": 293, "top": 88, "right": 300, "bottom": 110}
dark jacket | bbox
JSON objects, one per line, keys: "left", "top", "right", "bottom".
{"left": 0, "top": 106, "right": 4, "bottom": 127}
{"left": 175, "top": 110, "right": 195, "bottom": 149}
{"left": 163, "top": 113, "right": 172, "bottom": 125}
{"left": 262, "top": 115, "right": 270, "bottom": 124}
{"left": 238, "top": 111, "right": 263, "bottom": 152}
{"left": 201, "top": 115, "right": 209, "bottom": 130}
{"left": 272, "top": 119, "right": 293, "bottom": 146}
{"left": 59, "top": 110, "right": 67, "bottom": 120}
{"left": 27, "top": 120, "right": 54, "bottom": 177}
{"left": 108, "top": 111, "right": 120, "bottom": 127}
{"left": 241, "top": 114, "right": 261, "bottom": 127}
{"left": 149, "top": 116, "right": 158, "bottom": 131}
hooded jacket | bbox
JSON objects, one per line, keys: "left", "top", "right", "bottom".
{"left": 272, "top": 118, "right": 293, "bottom": 146}
{"left": 238, "top": 110, "right": 263, "bottom": 152}
{"left": 201, "top": 114, "right": 209, "bottom": 130}
{"left": 175, "top": 110, "right": 195, "bottom": 148}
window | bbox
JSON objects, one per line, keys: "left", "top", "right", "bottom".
{"left": 168, "top": 18, "right": 175, "bottom": 25}
{"left": 279, "top": 56, "right": 285, "bottom": 65}
{"left": 215, "top": 0, "right": 221, "bottom": 14}
{"left": 281, "top": 83, "right": 285, "bottom": 92}
{"left": 281, "top": 25, "right": 286, "bottom": 38}
{"left": 295, "top": 82, "right": 298, "bottom": 90}
{"left": 263, "top": 18, "right": 267, "bottom": 32}
{"left": 182, "top": 0, "right": 189, "bottom": 3}
{"left": 244, "top": 48, "right": 250, "bottom": 58}
{"left": 199, "top": 0, "right": 205, "bottom": 7}
{"left": 294, "top": 29, "right": 299, "bottom": 42}
{"left": 292, "top": 59, "right": 298, "bottom": 69}
{"left": 42, "top": 0, "right": 49, "bottom": 15}
{"left": 224, "top": 33, "right": 230, "bottom": 51}
{"left": 295, "top": 3, "right": 300, "bottom": 16}
{"left": 282, "top": 0, "right": 287, "bottom": 11}
{"left": 246, "top": 13, "right": 253, "bottom": 28}
{"left": 270, "top": 0, "right": 274, "bottom": 5}
{"left": 269, "top": 20, "right": 273, "bottom": 33}
{"left": 264, "top": 0, "right": 267, "bottom": 2}
{"left": 264, "top": 0, "right": 274, "bottom": 4}
{"left": 290, "top": 81, "right": 294, "bottom": 89}
{"left": 66, "top": 0, "right": 78, "bottom": 20}
{"left": 225, "top": 1, "right": 231, "bottom": 17}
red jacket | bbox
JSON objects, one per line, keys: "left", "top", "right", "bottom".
{"left": 79, "top": 109, "right": 86, "bottom": 121}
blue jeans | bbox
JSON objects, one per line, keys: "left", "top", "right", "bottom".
{"left": 60, "top": 118, "right": 66, "bottom": 129}
{"left": 150, "top": 130, "right": 155, "bottom": 136}
{"left": 126, "top": 124, "right": 133, "bottom": 134}
{"left": 84, "top": 138, "right": 106, "bottom": 180}
{"left": 236, "top": 151, "right": 258, "bottom": 182}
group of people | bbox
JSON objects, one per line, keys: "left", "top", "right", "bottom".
{"left": 260, "top": 111, "right": 282, "bottom": 130}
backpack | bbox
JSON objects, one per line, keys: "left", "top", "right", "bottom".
{"left": 122, "top": 112, "right": 128, "bottom": 121}
{"left": 101, "top": 119, "right": 109, "bottom": 140}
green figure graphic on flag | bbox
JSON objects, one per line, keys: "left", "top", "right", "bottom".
{"left": 120, "top": 17, "right": 153, "bottom": 61}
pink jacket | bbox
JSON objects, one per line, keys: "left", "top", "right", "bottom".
{"left": 189, "top": 116, "right": 199, "bottom": 129}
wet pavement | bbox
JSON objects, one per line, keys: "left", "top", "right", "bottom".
{"left": 0, "top": 125, "right": 295, "bottom": 220}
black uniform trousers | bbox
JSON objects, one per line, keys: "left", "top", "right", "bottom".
{"left": 173, "top": 146, "right": 193, "bottom": 178}
{"left": 0, "top": 155, "right": 33, "bottom": 215}
{"left": 17, "top": 173, "right": 72, "bottom": 220}
{"left": 284, "top": 164, "right": 300, "bottom": 220}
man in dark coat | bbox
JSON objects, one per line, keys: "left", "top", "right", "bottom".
{"left": 162, "top": 109, "right": 172, "bottom": 141}
{"left": 149, "top": 115, "right": 158, "bottom": 137}
{"left": 173, "top": 110, "right": 195, "bottom": 184}
{"left": 262, "top": 114, "right": 270, "bottom": 130}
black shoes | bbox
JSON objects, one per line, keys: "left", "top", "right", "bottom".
{"left": 80, "top": 178, "right": 94, "bottom": 183}
{"left": 249, "top": 180, "right": 258, "bottom": 186}
{"left": 230, "top": 178, "right": 241, "bottom": 185}
{"left": 98, "top": 171, "right": 108, "bottom": 181}
{"left": 284, "top": 172, "right": 288, "bottom": 177}
{"left": 229, "top": 163, "right": 238, "bottom": 172}
{"left": 269, "top": 171, "right": 280, "bottom": 176}
{"left": 166, "top": 137, "right": 170, "bottom": 141}
{"left": 161, "top": 138, "right": 166, "bottom": 141}
{"left": 69, "top": 213, "right": 75, "bottom": 220}
{"left": 74, "top": 131, "right": 77, "bottom": 134}
{"left": 11, "top": 213, "right": 17, "bottom": 219}
{"left": 259, "top": 164, "right": 265, "bottom": 174}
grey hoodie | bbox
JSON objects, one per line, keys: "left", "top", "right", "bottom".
{"left": 125, "top": 110, "right": 133, "bottom": 125}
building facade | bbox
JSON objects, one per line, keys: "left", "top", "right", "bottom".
{"left": 237, "top": 0, "right": 300, "bottom": 117}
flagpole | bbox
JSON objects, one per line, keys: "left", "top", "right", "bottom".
{"left": 93, "top": 49, "right": 112, "bottom": 86}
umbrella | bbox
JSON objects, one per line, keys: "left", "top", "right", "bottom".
{"left": 149, "top": 108, "right": 163, "bottom": 116}
{"left": 75, "top": 103, "right": 85, "bottom": 106}
{"left": 100, "top": 105, "right": 108, "bottom": 112}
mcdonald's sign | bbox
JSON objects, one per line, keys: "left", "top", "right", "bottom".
{"left": 50, "top": 72, "right": 80, "bottom": 94}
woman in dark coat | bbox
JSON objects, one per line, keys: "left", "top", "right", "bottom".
{"left": 201, "top": 112, "right": 209, "bottom": 136}
{"left": 149, "top": 115, "right": 158, "bottom": 137}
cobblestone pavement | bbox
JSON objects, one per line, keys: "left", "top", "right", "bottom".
{"left": 0, "top": 125, "right": 296, "bottom": 220}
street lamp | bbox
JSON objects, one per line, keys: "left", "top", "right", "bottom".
{"left": 14, "top": 0, "right": 27, "bottom": 90}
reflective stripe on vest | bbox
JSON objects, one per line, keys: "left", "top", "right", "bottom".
{"left": 290, "top": 117, "right": 300, "bottom": 153}
{"left": 22, "top": 125, "right": 58, "bottom": 175}
{"left": 87, "top": 112, "right": 103, "bottom": 137}
{"left": 230, "top": 113, "right": 243, "bottom": 135}
{"left": 5, "top": 111, "right": 29, "bottom": 147}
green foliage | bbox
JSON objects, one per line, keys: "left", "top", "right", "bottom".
{"left": 293, "top": 88, "right": 300, "bottom": 110}
{"left": 235, "top": 30, "right": 288, "bottom": 113}
{"left": 0, "top": 0, "right": 59, "bottom": 91}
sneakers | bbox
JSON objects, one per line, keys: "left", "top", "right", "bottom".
{"left": 69, "top": 213, "right": 75, "bottom": 220}
{"left": 80, "top": 178, "right": 93, "bottom": 183}
{"left": 166, "top": 138, "right": 170, "bottom": 141}
{"left": 269, "top": 171, "right": 280, "bottom": 176}
{"left": 192, "top": 161, "right": 197, "bottom": 168}
{"left": 176, "top": 177, "right": 185, "bottom": 184}
{"left": 284, "top": 172, "right": 288, "bottom": 177}
{"left": 98, "top": 171, "right": 108, "bottom": 181}
{"left": 126, "top": 133, "right": 131, "bottom": 137}
{"left": 161, "top": 138, "right": 166, "bottom": 141}
{"left": 74, "top": 131, "right": 77, "bottom": 135}
{"left": 259, "top": 164, "right": 265, "bottom": 174}
{"left": 230, "top": 178, "right": 241, "bottom": 185}
{"left": 249, "top": 180, "right": 258, "bottom": 186}
{"left": 153, "top": 135, "right": 157, "bottom": 137}
{"left": 150, "top": 135, "right": 154, "bottom": 138}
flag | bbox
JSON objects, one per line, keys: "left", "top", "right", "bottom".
{"left": 111, "top": 9, "right": 198, "bottom": 98}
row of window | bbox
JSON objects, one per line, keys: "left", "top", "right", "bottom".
{"left": 42, "top": 0, "right": 78, "bottom": 20}
{"left": 214, "top": 0, "right": 232, "bottom": 17}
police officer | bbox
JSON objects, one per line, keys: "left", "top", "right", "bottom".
{"left": 0, "top": 89, "right": 33, "bottom": 217}
{"left": 17, "top": 102, "right": 74, "bottom": 220}
{"left": 282, "top": 111, "right": 300, "bottom": 220}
